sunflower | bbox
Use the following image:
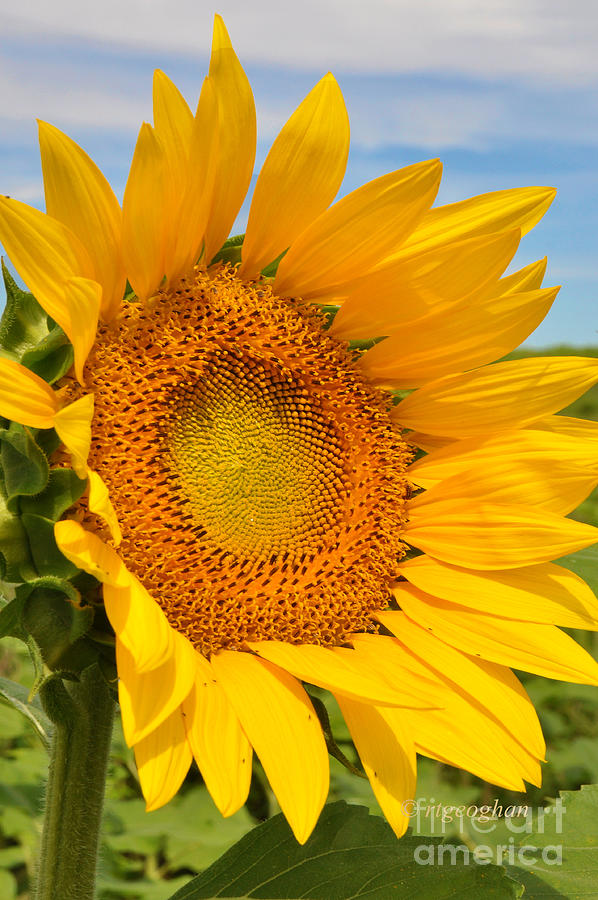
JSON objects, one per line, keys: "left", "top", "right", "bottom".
{"left": 1, "top": 15, "right": 598, "bottom": 845}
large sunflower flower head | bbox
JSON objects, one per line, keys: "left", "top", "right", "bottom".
{"left": 2, "top": 15, "right": 598, "bottom": 844}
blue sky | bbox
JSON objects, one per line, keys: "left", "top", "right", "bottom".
{"left": 2, "top": 0, "right": 597, "bottom": 346}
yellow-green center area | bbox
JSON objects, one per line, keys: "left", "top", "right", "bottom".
{"left": 166, "top": 350, "right": 346, "bottom": 560}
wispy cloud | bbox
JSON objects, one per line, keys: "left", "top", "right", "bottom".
{"left": 4, "top": 0, "right": 598, "bottom": 84}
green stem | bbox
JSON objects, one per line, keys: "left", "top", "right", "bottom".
{"left": 35, "top": 664, "right": 115, "bottom": 900}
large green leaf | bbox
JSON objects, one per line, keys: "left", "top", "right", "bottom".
{"left": 168, "top": 802, "right": 521, "bottom": 899}
{"left": 506, "top": 785, "right": 598, "bottom": 898}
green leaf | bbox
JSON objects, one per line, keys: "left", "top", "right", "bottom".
{"left": 21, "top": 512, "right": 79, "bottom": 578}
{"left": 0, "top": 260, "right": 49, "bottom": 355}
{"left": 0, "top": 676, "right": 53, "bottom": 749}
{"left": 0, "top": 424, "right": 49, "bottom": 512}
{"left": 507, "top": 785, "right": 598, "bottom": 898}
{"left": 0, "top": 593, "right": 27, "bottom": 640}
{"left": 21, "top": 325, "right": 74, "bottom": 384}
{"left": 0, "top": 484, "right": 36, "bottom": 582}
{"left": 167, "top": 802, "right": 520, "bottom": 899}
{"left": 20, "top": 467, "right": 87, "bottom": 521}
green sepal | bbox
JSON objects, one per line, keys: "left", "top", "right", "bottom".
{"left": 0, "top": 424, "right": 50, "bottom": 512}
{"left": 35, "top": 427, "right": 61, "bottom": 458}
{"left": 0, "top": 591, "right": 28, "bottom": 640}
{"left": 21, "top": 325, "right": 74, "bottom": 384}
{"left": 20, "top": 467, "right": 87, "bottom": 520}
{"left": 307, "top": 691, "right": 366, "bottom": 778}
{"left": 18, "top": 577, "right": 95, "bottom": 671}
{"left": 210, "top": 233, "right": 244, "bottom": 267}
{"left": 21, "top": 513, "right": 79, "bottom": 578}
{"left": 0, "top": 260, "right": 49, "bottom": 355}
{"left": 0, "top": 479, "right": 37, "bottom": 581}
{"left": 261, "top": 248, "right": 287, "bottom": 278}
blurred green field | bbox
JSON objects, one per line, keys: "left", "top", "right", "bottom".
{"left": 1, "top": 346, "right": 597, "bottom": 899}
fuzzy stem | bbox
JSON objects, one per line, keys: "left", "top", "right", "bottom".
{"left": 35, "top": 664, "right": 115, "bottom": 900}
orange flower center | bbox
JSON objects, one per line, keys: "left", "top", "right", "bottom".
{"left": 85, "top": 267, "right": 412, "bottom": 654}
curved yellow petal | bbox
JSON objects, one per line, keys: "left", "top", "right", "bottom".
{"left": 399, "top": 556, "right": 598, "bottom": 631}
{"left": 118, "top": 630, "right": 197, "bottom": 746}
{"left": 532, "top": 414, "right": 598, "bottom": 442}
{"left": 240, "top": 73, "right": 349, "bottom": 278}
{"left": 274, "top": 159, "right": 442, "bottom": 299}
{"left": 331, "top": 228, "right": 521, "bottom": 340}
{"left": 395, "top": 357, "right": 598, "bottom": 438}
{"left": 54, "top": 519, "right": 129, "bottom": 586}
{"left": 62, "top": 276, "right": 101, "bottom": 384}
{"left": 204, "top": 15, "right": 256, "bottom": 264}
{"left": 53, "top": 393, "right": 94, "bottom": 477}
{"left": 336, "top": 696, "right": 416, "bottom": 839}
{"left": 404, "top": 499, "right": 598, "bottom": 569}
{"left": 483, "top": 256, "right": 547, "bottom": 297}
{"left": 211, "top": 651, "right": 328, "bottom": 844}
{"left": 122, "top": 123, "right": 167, "bottom": 301}
{"left": 404, "top": 431, "right": 455, "bottom": 453}
{"left": 152, "top": 70, "right": 195, "bottom": 280}
{"left": 134, "top": 706, "right": 193, "bottom": 811}
{"left": 383, "top": 618, "right": 545, "bottom": 758}
{"left": 249, "top": 640, "right": 432, "bottom": 707}
{"left": 182, "top": 653, "right": 252, "bottom": 816}
{"left": 0, "top": 357, "right": 58, "bottom": 427}
{"left": 387, "top": 586, "right": 598, "bottom": 684}
{"left": 0, "top": 197, "right": 93, "bottom": 329}
{"left": 361, "top": 285, "right": 557, "bottom": 387}
{"left": 411, "top": 452, "right": 598, "bottom": 516}
{"left": 409, "top": 428, "right": 598, "bottom": 489}
{"left": 392, "top": 186, "right": 555, "bottom": 261}
{"left": 38, "top": 120, "right": 125, "bottom": 320}
{"left": 86, "top": 468, "right": 122, "bottom": 545}
{"left": 168, "top": 76, "right": 219, "bottom": 279}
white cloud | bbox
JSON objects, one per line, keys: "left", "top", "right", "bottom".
{"left": 3, "top": 0, "right": 598, "bottom": 85}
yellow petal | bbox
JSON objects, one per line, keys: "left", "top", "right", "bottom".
{"left": 371, "top": 634, "right": 529, "bottom": 789}
{"left": 86, "top": 468, "right": 122, "bottom": 545}
{"left": 168, "top": 77, "right": 219, "bottom": 280}
{"left": 104, "top": 580, "right": 175, "bottom": 675}
{"left": 0, "top": 357, "right": 58, "bottom": 427}
{"left": 395, "top": 356, "right": 598, "bottom": 438}
{"left": 532, "top": 414, "right": 598, "bottom": 442}
{"left": 0, "top": 197, "right": 93, "bottom": 329}
{"left": 240, "top": 73, "right": 349, "bottom": 278}
{"left": 331, "top": 228, "right": 521, "bottom": 340}
{"left": 383, "top": 615, "right": 545, "bottom": 758}
{"left": 409, "top": 434, "right": 598, "bottom": 515}
{"left": 392, "top": 186, "right": 555, "bottom": 261}
{"left": 211, "top": 651, "right": 328, "bottom": 844}
{"left": 409, "top": 428, "right": 598, "bottom": 488}
{"left": 62, "top": 276, "right": 101, "bottom": 384}
{"left": 182, "top": 653, "right": 252, "bottom": 816}
{"left": 204, "top": 15, "right": 256, "bottom": 263}
{"left": 249, "top": 640, "right": 433, "bottom": 707}
{"left": 404, "top": 431, "right": 456, "bottom": 453}
{"left": 336, "top": 696, "right": 416, "bottom": 839}
{"left": 274, "top": 159, "right": 442, "bottom": 299}
{"left": 388, "top": 586, "right": 598, "bottom": 684}
{"left": 122, "top": 123, "right": 167, "bottom": 301}
{"left": 361, "top": 285, "right": 558, "bottom": 388}
{"left": 53, "top": 393, "right": 94, "bottom": 477}
{"left": 399, "top": 556, "right": 598, "bottom": 631}
{"left": 38, "top": 120, "right": 125, "bottom": 320}
{"left": 404, "top": 499, "right": 598, "bottom": 569}
{"left": 134, "top": 706, "right": 192, "bottom": 811}
{"left": 118, "top": 630, "right": 197, "bottom": 745}
{"left": 152, "top": 70, "right": 195, "bottom": 280}
{"left": 484, "top": 256, "right": 547, "bottom": 296}
{"left": 54, "top": 520, "right": 129, "bottom": 586}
